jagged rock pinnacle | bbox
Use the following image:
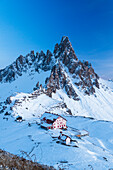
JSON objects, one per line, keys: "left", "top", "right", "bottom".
{"left": 61, "top": 36, "right": 70, "bottom": 43}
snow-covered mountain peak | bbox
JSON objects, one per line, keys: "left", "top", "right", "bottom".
{"left": 0, "top": 49, "right": 55, "bottom": 83}
{"left": 0, "top": 36, "right": 100, "bottom": 104}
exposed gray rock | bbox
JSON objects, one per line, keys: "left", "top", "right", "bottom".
{"left": 0, "top": 36, "right": 99, "bottom": 98}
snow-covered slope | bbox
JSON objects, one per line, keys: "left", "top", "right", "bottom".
{"left": 0, "top": 68, "right": 51, "bottom": 102}
{"left": 1, "top": 114, "right": 113, "bottom": 169}
{"left": 53, "top": 78, "right": 113, "bottom": 121}
{"left": 1, "top": 77, "right": 113, "bottom": 122}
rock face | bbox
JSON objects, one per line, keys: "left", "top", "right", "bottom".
{"left": 45, "top": 62, "right": 79, "bottom": 100}
{"left": 54, "top": 36, "right": 78, "bottom": 62}
{"left": 0, "top": 50, "right": 54, "bottom": 83}
{"left": 0, "top": 36, "right": 99, "bottom": 98}
{"left": 54, "top": 36, "right": 99, "bottom": 95}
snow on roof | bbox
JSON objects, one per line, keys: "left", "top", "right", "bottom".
{"left": 16, "top": 115, "right": 23, "bottom": 119}
{"left": 41, "top": 112, "right": 67, "bottom": 121}
{"left": 79, "top": 130, "right": 89, "bottom": 136}
{"left": 60, "top": 134, "right": 71, "bottom": 141}
{"left": 41, "top": 122, "right": 52, "bottom": 128}
{"left": 60, "top": 135, "right": 67, "bottom": 141}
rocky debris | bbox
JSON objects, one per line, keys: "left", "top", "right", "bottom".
{"left": 9, "top": 89, "right": 46, "bottom": 113}
{"left": 5, "top": 91, "right": 71, "bottom": 118}
{"left": 0, "top": 149, "right": 55, "bottom": 170}
{"left": 66, "top": 108, "right": 72, "bottom": 115}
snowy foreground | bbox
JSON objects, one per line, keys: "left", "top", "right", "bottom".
{"left": 1, "top": 113, "right": 113, "bottom": 170}
{"left": 0, "top": 78, "right": 113, "bottom": 169}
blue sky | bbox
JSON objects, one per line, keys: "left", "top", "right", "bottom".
{"left": 0, "top": 0, "right": 113, "bottom": 79}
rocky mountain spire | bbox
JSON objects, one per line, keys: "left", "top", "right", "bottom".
{"left": 45, "top": 62, "right": 79, "bottom": 100}
{"left": 54, "top": 36, "right": 78, "bottom": 61}
{"left": 53, "top": 36, "right": 99, "bottom": 94}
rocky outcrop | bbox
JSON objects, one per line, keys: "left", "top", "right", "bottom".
{"left": 53, "top": 36, "right": 99, "bottom": 95}
{"left": 0, "top": 149, "right": 55, "bottom": 170}
{"left": 45, "top": 62, "right": 79, "bottom": 100}
{"left": 0, "top": 50, "right": 54, "bottom": 83}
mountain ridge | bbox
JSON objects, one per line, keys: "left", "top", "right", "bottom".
{"left": 0, "top": 36, "right": 99, "bottom": 101}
